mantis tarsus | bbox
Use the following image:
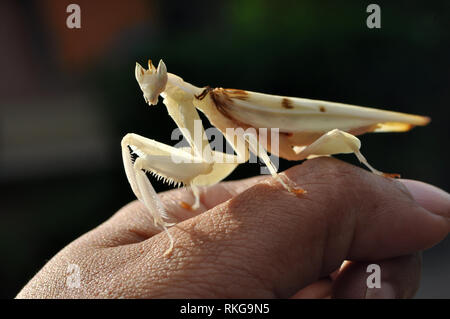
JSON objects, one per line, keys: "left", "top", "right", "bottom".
{"left": 121, "top": 59, "right": 430, "bottom": 255}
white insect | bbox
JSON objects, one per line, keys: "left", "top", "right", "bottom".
{"left": 121, "top": 59, "right": 430, "bottom": 255}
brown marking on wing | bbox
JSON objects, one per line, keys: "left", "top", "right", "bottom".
{"left": 281, "top": 98, "right": 294, "bottom": 109}
{"left": 210, "top": 88, "right": 233, "bottom": 113}
{"left": 195, "top": 86, "right": 213, "bottom": 100}
{"left": 209, "top": 88, "right": 247, "bottom": 126}
{"left": 319, "top": 106, "right": 326, "bottom": 112}
{"left": 281, "top": 132, "right": 294, "bottom": 138}
{"left": 224, "top": 88, "right": 249, "bottom": 100}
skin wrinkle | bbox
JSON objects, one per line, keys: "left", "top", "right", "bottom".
{"left": 86, "top": 203, "right": 159, "bottom": 248}
{"left": 318, "top": 198, "right": 354, "bottom": 278}
{"left": 393, "top": 179, "right": 417, "bottom": 200}
{"left": 336, "top": 184, "right": 370, "bottom": 269}
{"left": 126, "top": 227, "right": 153, "bottom": 243}
{"left": 157, "top": 177, "right": 263, "bottom": 225}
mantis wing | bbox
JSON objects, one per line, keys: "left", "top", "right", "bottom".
{"left": 207, "top": 88, "right": 430, "bottom": 134}
{"left": 196, "top": 87, "right": 430, "bottom": 160}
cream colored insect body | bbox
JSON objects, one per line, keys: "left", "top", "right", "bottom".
{"left": 121, "top": 59, "right": 430, "bottom": 255}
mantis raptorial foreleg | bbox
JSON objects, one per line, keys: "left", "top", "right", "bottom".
{"left": 121, "top": 132, "right": 244, "bottom": 254}
{"left": 121, "top": 133, "right": 213, "bottom": 255}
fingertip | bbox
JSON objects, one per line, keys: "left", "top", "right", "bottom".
{"left": 399, "top": 179, "right": 450, "bottom": 222}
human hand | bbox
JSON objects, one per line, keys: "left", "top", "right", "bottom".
{"left": 17, "top": 158, "right": 450, "bottom": 298}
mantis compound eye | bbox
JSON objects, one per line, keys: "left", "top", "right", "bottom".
{"left": 135, "top": 59, "right": 168, "bottom": 105}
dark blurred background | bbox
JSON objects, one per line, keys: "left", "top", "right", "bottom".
{"left": 1, "top": 0, "right": 449, "bottom": 298}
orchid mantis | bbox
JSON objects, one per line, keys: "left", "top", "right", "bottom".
{"left": 121, "top": 59, "right": 430, "bottom": 255}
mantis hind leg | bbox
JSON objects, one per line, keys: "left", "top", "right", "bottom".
{"left": 291, "top": 129, "right": 399, "bottom": 178}
{"left": 244, "top": 129, "right": 399, "bottom": 196}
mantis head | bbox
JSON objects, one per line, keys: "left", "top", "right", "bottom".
{"left": 135, "top": 59, "right": 168, "bottom": 105}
